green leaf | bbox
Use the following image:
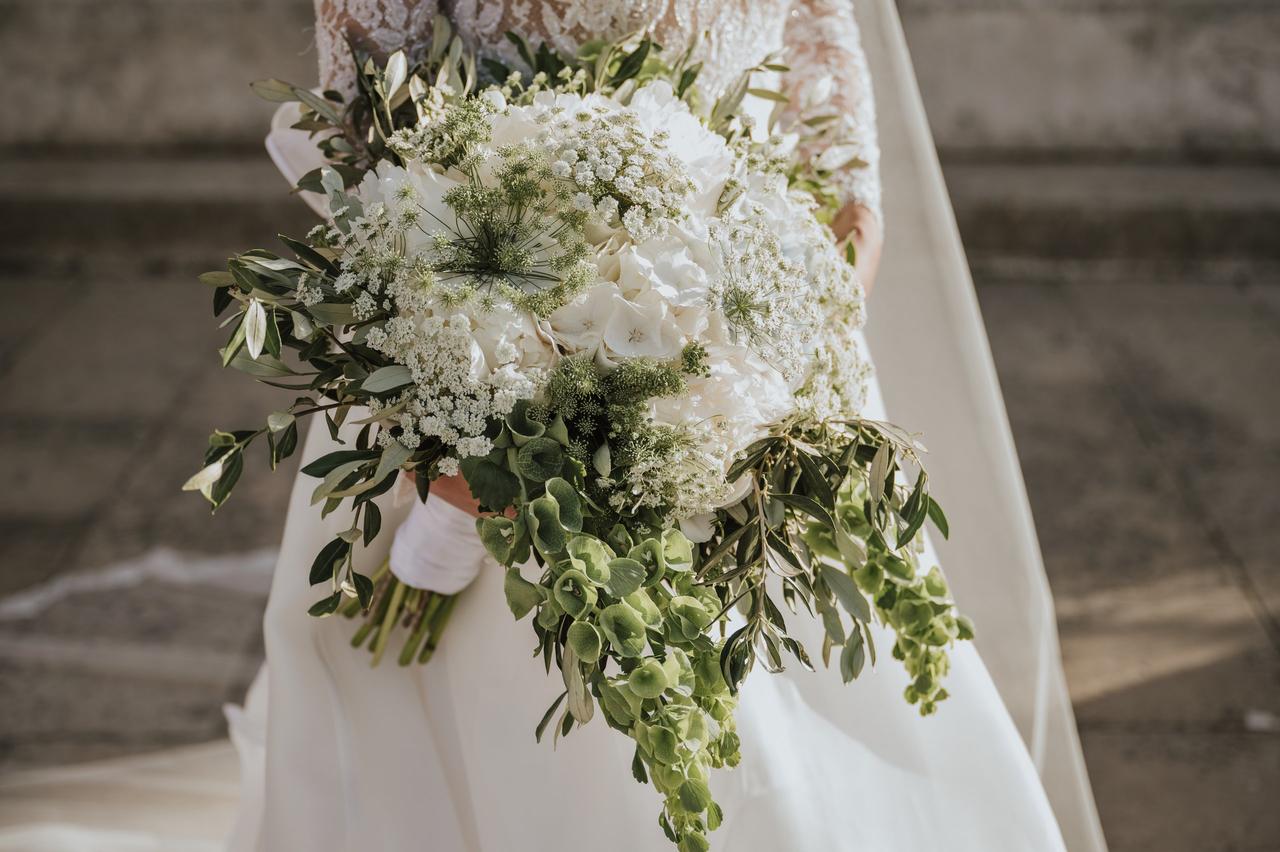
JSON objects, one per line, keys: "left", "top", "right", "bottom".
{"left": 528, "top": 495, "right": 568, "bottom": 555}
{"left": 373, "top": 440, "right": 413, "bottom": 483}
{"left": 869, "top": 442, "right": 892, "bottom": 506}
{"left": 771, "top": 492, "right": 835, "bottom": 527}
{"left": 301, "top": 449, "right": 379, "bottom": 478}
{"left": 383, "top": 51, "right": 408, "bottom": 96}
{"left": 534, "top": 691, "right": 568, "bottom": 743}
{"left": 460, "top": 455, "right": 520, "bottom": 512}
{"left": 839, "top": 633, "right": 866, "bottom": 683}
{"left": 592, "top": 441, "right": 612, "bottom": 477}
{"left": 503, "top": 567, "right": 542, "bottom": 619}
{"left": 610, "top": 39, "right": 651, "bottom": 86}
{"left": 198, "top": 271, "right": 235, "bottom": 288}
{"left": 834, "top": 520, "right": 867, "bottom": 566}
{"left": 250, "top": 78, "right": 300, "bottom": 103}
{"left": 598, "top": 604, "right": 648, "bottom": 657}
{"left": 361, "top": 365, "right": 413, "bottom": 394}
{"left": 270, "top": 421, "right": 299, "bottom": 469}
{"left": 209, "top": 450, "right": 243, "bottom": 508}
{"left": 293, "top": 87, "right": 341, "bottom": 124}
{"left": 310, "top": 459, "right": 369, "bottom": 505}
{"left": 746, "top": 87, "right": 789, "bottom": 103}
{"left": 820, "top": 563, "right": 872, "bottom": 623}
{"left": 504, "top": 31, "right": 535, "bottom": 69}
{"left": 224, "top": 347, "right": 295, "bottom": 378}
{"left": 562, "top": 646, "right": 594, "bottom": 724}
{"left": 765, "top": 530, "right": 806, "bottom": 577}
{"left": 308, "top": 537, "right": 350, "bottom": 586}
{"left": 220, "top": 314, "right": 247, "bottom": 367}
{"left": 631, "top": 747, "right": 649, "bottom": 783}
{"left": 795, "top": 450, "right": 835, "bottom": 508}
{"left": 676, "top": 64, "right": 701, "bottom": 98}
{"left": 308, "top": 592, "right": 343, "bottom": 617}
{"left": 352, "top": 572, "right": 374, "bottom": 609}
{"left": 926, "top": 496, "right": 950, "bottom": 539}
{"left": 362, "top": 502, "right": 382, "bottom": 546}
{"left": 267, "top": 411, "right": 295, "bottom": 433}
{"left": 212, "top": 286, "right": 233, "bottom": 317}
{"left": 305, "top": 302, "right": 357, "bottom": 327}
{"left": 182, "top": 459, "right": 224, "bottom": 497}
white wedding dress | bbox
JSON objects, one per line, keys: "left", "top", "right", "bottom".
{"left": 0, "top": 3, "right": 1106, "bottom": 851}
{"left": 226, "top": 2, "right": 1099, "bottom": 850}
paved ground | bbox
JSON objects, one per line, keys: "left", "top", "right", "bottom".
{"left": 0, "top": 159, "right": 1276, "bottom": 851}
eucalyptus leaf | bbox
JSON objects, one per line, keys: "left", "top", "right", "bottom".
{"left": 361, "top": 365, "right": 413, "bottom": 394}
{"left": 869, "top": 442, "right": 892, "bottom": 505}
{"left": 820, "top": 563, "right": 872, "bottom": 623}
{"left": 250, "top": 78, "right": 299, "bottom": 103}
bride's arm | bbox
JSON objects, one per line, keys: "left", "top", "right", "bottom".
{"left": 780, "top": 0, "right": 884, "bottom": 291}
{"left": 313, "top": 0, "right": 440, "bottom": 95}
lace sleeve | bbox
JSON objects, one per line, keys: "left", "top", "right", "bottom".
{"left": 780, "top": 0, "right": 881, "bottom": 221}
{"left": 314, "top": 0, "right": 439, "bottom": 96}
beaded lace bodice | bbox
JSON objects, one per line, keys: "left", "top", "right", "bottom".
{"left": 314, "top": 0, "right": 880, "bottom": 216}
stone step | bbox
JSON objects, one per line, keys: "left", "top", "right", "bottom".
{"left": 943, "top": 159, "right": 1280, "bottom": 280}
{"left": 1, "top": 156, "right": 1275, "bottom": 277}
{"left": 0, "top": 156, "right": 317, "bottom": 277}
{"left": 900, "top": 0, "right": 1280, "bottom": 160}
{"left": 2, "top": 0, "right": 1277, "bottom": 160}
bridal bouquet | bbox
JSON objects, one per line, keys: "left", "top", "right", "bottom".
{"left": 190, "top": 20, "right": 971, "bottom": 851}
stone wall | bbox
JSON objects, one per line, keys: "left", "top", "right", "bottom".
{"left": 3, "top": 0, "right": 1277, "bottom": 161}
{"left": 899, "top": 0, "right": 1280, "bottom": 162}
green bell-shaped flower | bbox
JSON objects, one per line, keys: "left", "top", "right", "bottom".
{"left": 627, "top": 658, "right": 669, "bottom": 699}
{"left": 692, "top": 651, "right": 728, "bottom": 696}
{"left": 553, "top": 569, "right": 597, "bottom": 620}
{"left": 667, "top": 595, "right": 713, "bottom": 642}
{"left": 566, "top": 535, "right": 612, "bottom": 585}
{"left": 598, "top": 603, "right": 648, "bottom": 657}
{"left": 567, "top": 620, "right": 603, "bottom": 662}
{"left": 623, "top": 590, "right": 663, "bottom": 628}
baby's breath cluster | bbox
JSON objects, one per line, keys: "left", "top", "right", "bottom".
{"left": 533, "top": 98, "right": 696, "bottom": 240}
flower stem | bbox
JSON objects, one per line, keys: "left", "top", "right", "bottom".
{"left": 418, "top": 593, "right": 458, "bottom": 664}
{"left": 370, "top": 578, "right": 408, "bottom": 667}
{"left": 399, "top": 592, "right": 443, "bottom": 666}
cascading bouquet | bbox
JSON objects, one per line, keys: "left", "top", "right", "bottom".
{"left": 188, "top": 19, "right": 972, "bottom": 851}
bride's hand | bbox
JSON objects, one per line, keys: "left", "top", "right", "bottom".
{"left": 405, "top": 471, "right": 483, "bottom": 517}
{"left": 832, "top": 202, "right": 883, "bottom": 294}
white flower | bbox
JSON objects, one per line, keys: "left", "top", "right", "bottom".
{"left": 548, "top": 284, "right": 621, "bottom": 352}
{"left": 602, "top": 293, "right": 682, "bottom": 360}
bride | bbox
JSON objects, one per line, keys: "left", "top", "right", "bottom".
{"left": 217, "top": 2, "right": 1109, "bottom": 851}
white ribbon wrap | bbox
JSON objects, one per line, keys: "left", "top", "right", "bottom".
{"left": 388, "top": 494, "right": 488, "bottom": 594}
